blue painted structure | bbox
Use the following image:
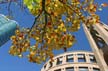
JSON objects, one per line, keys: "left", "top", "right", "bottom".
{"left": 0, "top": 14, "right": 18, "bottom": 47}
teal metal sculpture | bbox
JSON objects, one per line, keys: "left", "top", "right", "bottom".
{"left": 0, "top": 14, "right": 18, "bottom": 47}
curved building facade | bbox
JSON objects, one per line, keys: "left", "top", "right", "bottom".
{"left": 0, "top": 14, "right": 18, "bottom": 47}
{"left": 41, "top": 51, "right": 100, "bottom": 71}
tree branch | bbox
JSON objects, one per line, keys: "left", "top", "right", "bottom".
{"left": 30, "top": 13, "right": 41, "bottom": 30}
{"left": 0, "top": 0, "right": 17, "bottom": 4}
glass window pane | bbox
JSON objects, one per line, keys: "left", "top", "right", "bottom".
{"left": 78, "top": 54, "right": 86, "bottom": 62}
{"left": 54, "top": 69, "right": 61, "bottom": 71}
{"left": 66, "top": 67, "right": 74, "bottom": 71}
{"left": 67, "top": 54, "right": 73, "bottom": 59}
{"left": 89, "top": 55, "right": 96, "bottom": 63}
{"left": 79, "top": 67, "right": 88, "bottom": 71}
{"left": 56, "top": 57, "right": 62, "bottom": 65}
{"left": 78, "top": 58, "right": 86, "bottom": 62}
{"left": 59, "top": 57, "right": 62, "bottom": 61}
{"left": 78, "top": 54, "right": 84, "bottom": 58}
{"left": 67, "top": 54, "right": 74, "bottom": 62}
{"left": 44, "top": 64, "right": 47, "bottom": 69}
{"left": 49, "top": 61, "right": 53, "bottom": 68}
{"left": 93, "top": 68, "right": 100, "bottom": 71}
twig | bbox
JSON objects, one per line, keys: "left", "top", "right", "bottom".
{"left": 0, "top": 0, "right": 17, "bottom": 4}
{"left": 7, "top": 0, "right": 12, "bottom": 17}
{"left": 30, "top": 13, "right": 41, "bottom": 30}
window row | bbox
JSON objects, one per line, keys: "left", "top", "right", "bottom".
{"left": 44, "top": 54, "right": 97, "bottom": 69}
{"left": 54, "top": 67, "right": 100, "bottom": 71}
{"left": 56, "top": 54, "right": 96, "bottom": 64}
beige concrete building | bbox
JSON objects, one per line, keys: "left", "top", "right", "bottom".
{"left": 41, "top": 19, "right": 108, "bottom": 71}
{"left": 83, "top": 22, "right": 108, "bottom": 71}
{"left": 41, "top": 51, "right": 100, "bottom": 71}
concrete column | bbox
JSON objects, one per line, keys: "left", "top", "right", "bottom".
{"left": 63, "top": 56, "right": 66, "bottom": 64}
{"left": 74, "top": 66, "right": 78, "bottom": 71}
{"left": 53, "top": 59, "right": 57, "bottom": 67}
{"left": 90, "top": 67, "right": 93, "bottom": 71}
{"left": 61, "top": 68, "right": 65, "bottom": 71}
{"left": 63, "top": 68, "right": 66, "bottom": 71}
{"left": 85, "top": 53, "right": 90, "bottom": 63}
{"left": 82, "top": 24, "right": 108, "bottom": 71}
{"left": 93, "top": 24, "right": 108, "bottom": 44}
{"left": 74, "top": 54, "right": 78, "bottom": 62}
{"left": 46, "top": 62, "right": 50, "bottom": 70}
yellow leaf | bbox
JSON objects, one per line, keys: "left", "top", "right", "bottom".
{"left": 28, "top": 5, "right": 33, "bottom": 10}
{"left": 15, "top": 29, "right": 20, "bottom": 35}
{"left": 11, "top": 36, "right": 16, "bottom": 40}
{"left": 69, "top": 41, "right": 72, "bottom": 46}
{"left": 60, "top": 23, "right": 65, "bottom": 27}
{"left": 30, "top": 51, "right": 36, "bottom": 56}
{"left": 18, "top": 54, "right": 23, "bottom": 58}
{"left": 98, "top": 7, "right": 102, "bottom": 11}
{"left": 63, "top": 27, "right": 66, "bottom": 32}
{"left": 101, "top": 3, "right": 108, "bottom": 7}
{"left": 35, "top": 36, "right": 39, "bottom": 40}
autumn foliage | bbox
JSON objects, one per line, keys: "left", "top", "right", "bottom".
{"left": 6, "top": 0, "right": 107, "bottom": 64}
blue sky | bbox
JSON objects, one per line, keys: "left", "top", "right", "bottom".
{"left": 0, "top": 0, "right": 108, "bottom": 71}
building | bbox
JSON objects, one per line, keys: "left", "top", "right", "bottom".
{"left": 41, "top": 20, "right": 108, "bottom": 71}
{"left": 83, "top": 21, "right": 108, "bottom": 71}
{"left": 0, "top": 14, "right": 18, "bottom": 47}
{"left": 41, "top": 51, "right": 100, "bottom": 71}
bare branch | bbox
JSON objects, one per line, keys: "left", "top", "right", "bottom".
{"left": 0, "top": 0, "right": 17, "bottom": 4}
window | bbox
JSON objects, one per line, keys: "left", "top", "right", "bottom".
{"left": 66, "top": 67, "right": 74, "bottom": 71}
{"left": 44, "top": 64, "right": 47, "bottom": 69}
{"left": 66, "top": 54, "right": 74, "bottom": 62}
{"left": 104, "top": 28, "right": 108, "bottom": 32}
{"left": 54, "top": 69, "right": 61, "bottom": 71}
{"left": 56, "top": 57, "right": 62, "bottom": 65}
{"left": 89, "top": 55, "right": 96, "bottom": 63}
{"left": 93, "top": 68, "right": 100, "bottom": 71}
{"left": 79, "top": 67, "right": 88, "bottom": 71}
{"left": 78, "top": 54, "right": 86, "bottom": 62}
{"left": 49, "top": 61, "right": 53, "bottom": 68}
